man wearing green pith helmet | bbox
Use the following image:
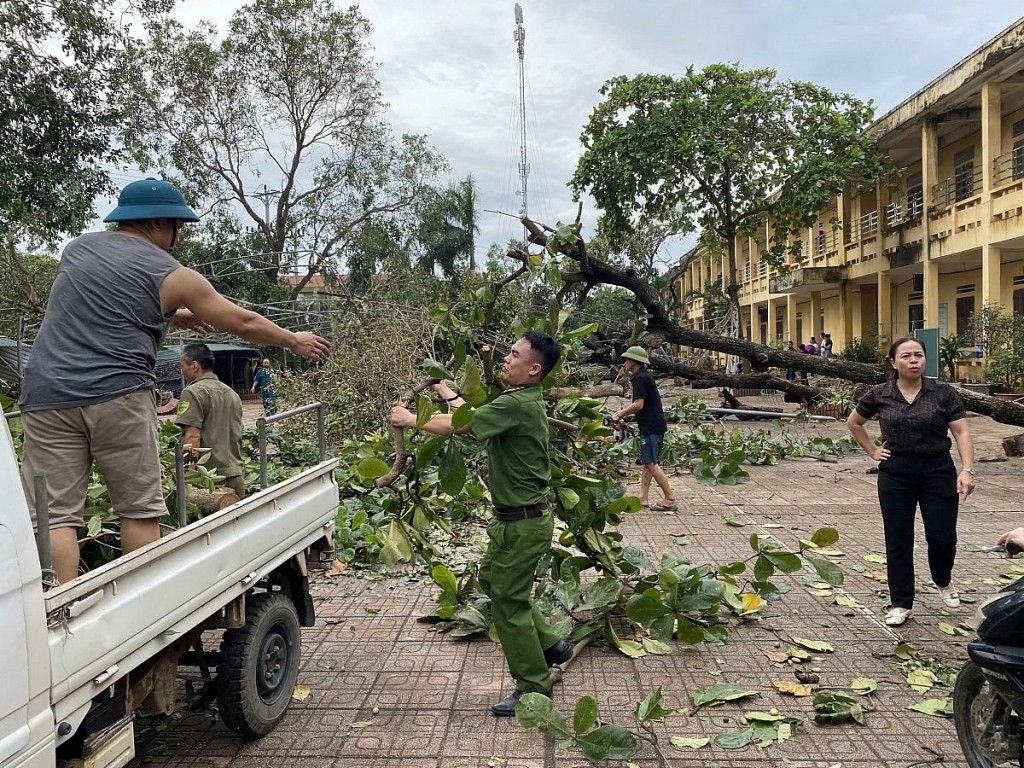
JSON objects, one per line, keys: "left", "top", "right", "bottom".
{"left": 19, "top": 178, "right": 331, "bottom": 586}
{"left": 612, "top": 346, "right": 677, "bottom": 511}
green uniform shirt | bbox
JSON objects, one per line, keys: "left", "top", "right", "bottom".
{"left": 470, "top": 384, "right": 550, "bottom": 508}
{"left": 175, "top": 373, "right": 243, "bottom": 479}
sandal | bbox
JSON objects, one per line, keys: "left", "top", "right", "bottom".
{"left": 936, "top": 584, "right": 960, "bottom": 608}
{"left": 651, "top": 502, "right": 678, "bottom": 512}
{"left": 884, "top": 607, "right": 913, "bottom": 626}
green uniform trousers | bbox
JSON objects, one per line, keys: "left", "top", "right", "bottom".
{"left": 478, "top": 510, "right": 561, "bottom": 694}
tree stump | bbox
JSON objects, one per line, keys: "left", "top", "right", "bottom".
{"left": 1002, "top": 433, "right": 1024, "bottom": 458}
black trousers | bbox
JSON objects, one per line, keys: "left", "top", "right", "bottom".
{"left": 876, "top": 453, "right": 959, "bottom": 609}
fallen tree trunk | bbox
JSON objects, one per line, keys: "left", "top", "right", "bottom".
{"left": 547, "top": 383, "right": 628, "bottom": 399}
{"left": 186, "top": 487, "right": 239, "bottom": 514}
{"left": 520, "top": 212, "right": 1024, "bottom": 428}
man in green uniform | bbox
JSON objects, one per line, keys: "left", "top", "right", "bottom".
{"left": 390, "top": 330, "right": 573, "bottom": 716}
{"left": 175, "top": 343, "right": 245, "bottom": 499}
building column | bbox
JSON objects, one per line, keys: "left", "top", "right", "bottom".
{"left": 921, "top": 120, "right": 939, "bottom": 260}
{"left": 982, "top": 81, "right": 1002, "bottom": 194}
{"left": 786, "top": 294, "right": 799, "bottom": 343}
{"left": 838, "top": 283, "right": 856, "bottom": 350}
{"left": 878, "top": 272, "right": 893, "bottom": 348}
{"left": 981, "top": 243, "right": 1002, "bottom": 310}
{"left": 924, "top": 259, "right": 940, "bottom": 328}
{"left": 809, "top": 291, "right": 822, "bottom": 339}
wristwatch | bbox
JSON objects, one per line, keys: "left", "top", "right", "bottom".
{"left": 962, "top": 467, "right": 976, "bottom": 475}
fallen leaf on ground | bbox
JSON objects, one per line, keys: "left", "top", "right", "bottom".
{"left": 774, "top": 680, "right": 815, "bottom": 696}
{"left": 292, "top": 684, "right": 311, "bottom": 702}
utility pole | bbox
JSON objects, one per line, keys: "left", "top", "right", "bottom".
{"left": 514, "top": 3, "right": 529, "bottom": 222}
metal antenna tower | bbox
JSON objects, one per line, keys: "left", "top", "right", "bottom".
{"left": 513, "top": 3, "right": 529, "bottom": 220}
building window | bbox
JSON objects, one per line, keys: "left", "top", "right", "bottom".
{"left": 908, "top": 303, "right": 924, "bottom": 333}
{"left": 1014, "top": 139, "right": 1024, "bottom": 181}
{"left": 954, "top": 147, "right": 975, "bottom": 201}
{"left": 817, "top": 228, "right": 826, "bottom": 255}
{"left": 956, "top": 295, "right": 974, "bottom": 337}
{"left": 1014, "top": 288, "right": 1024, "bottom": 317}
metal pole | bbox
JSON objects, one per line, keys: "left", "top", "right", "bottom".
{"left": 16, "top": 315, "right": 24, "bottom": 378}
{"left": 174, "top": 442, "right": 187, "bottom": 527}
{"left": 258, "top": 417, "right": 268, "bottom": 489}
{"left": 317, "top": 404, "right": 326, "bottom": 462}
{"left": 33, "top": 475, "right": 51, "bottom": 574}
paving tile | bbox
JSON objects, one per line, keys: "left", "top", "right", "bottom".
{"left": 131, "top": 415, "right": 1024, "bottom": 767}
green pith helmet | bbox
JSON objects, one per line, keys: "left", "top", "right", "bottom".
{"left": 103, "top": 178, "right": 201, "bottom": 223}
{"left": 621, "top": 346, "right": 650, "bottom": 366}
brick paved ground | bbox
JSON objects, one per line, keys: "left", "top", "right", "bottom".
{"left": 133, "top": 410, "right": 1024, "bottom": 768}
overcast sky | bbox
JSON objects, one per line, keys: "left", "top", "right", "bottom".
{"left": 163, "top": 0, "right": 1024, "bottom": 271}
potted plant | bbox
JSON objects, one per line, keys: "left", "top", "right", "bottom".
{"left": 938, "top": 333, "right": 966, "bottom": 382}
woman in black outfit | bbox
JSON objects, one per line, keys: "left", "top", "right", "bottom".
{"left": 847, "top": 337, "right": 976, "bottom": 627}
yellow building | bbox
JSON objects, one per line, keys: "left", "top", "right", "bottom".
{"left": 672, "top": 18, "right": 1024, "bottom": 380}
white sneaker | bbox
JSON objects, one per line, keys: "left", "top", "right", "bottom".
{"left": 885, "top": 607, "right": 913, "bottom": 626}
{"left": 937, "top": 584, "right": 960, "bottom": 608}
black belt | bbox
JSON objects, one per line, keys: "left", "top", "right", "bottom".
{"left": 493, "top": 504, "right": 546, "bottom": 521}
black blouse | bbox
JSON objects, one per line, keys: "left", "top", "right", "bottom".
{"left": 855, "top": 378, "right": 967, "bottom": 455}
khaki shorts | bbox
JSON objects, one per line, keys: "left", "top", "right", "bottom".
{"left": 21, "top": 389, "right": 167, "bottom": 529}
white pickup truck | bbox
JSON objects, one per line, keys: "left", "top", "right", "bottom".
{"left": 0, "top": 407, "right": 339, "bottom": 768}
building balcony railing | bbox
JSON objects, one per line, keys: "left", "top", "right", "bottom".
{"left": 885, "top": 197, "right": 924, "bottom": 228}
{"left": 993, "top": 146, "right": 1024, "bottom": 187}
{"left": 848, "top": 209, "right": 878, "bottom": 243}
{"left": 931, "top": 166, "right": 983, "bottom": 211}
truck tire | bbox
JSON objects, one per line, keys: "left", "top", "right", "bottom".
{"left": 217, "top": 592, "right": 301, "bottom": 736}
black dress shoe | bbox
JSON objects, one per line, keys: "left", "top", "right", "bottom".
{"left": 490, "top": 690, "right": 525, "bottom": 717}
{"left": 544, "top": 639, "right": 574, "bottom": 667}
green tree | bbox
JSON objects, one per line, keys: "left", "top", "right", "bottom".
{"left": 134, "top": 0, "right": 446, "bottom": 293}
{"left": 571, "top": 64, "right": 892, "bottom": 341}
{"left": 417, "top": 175, "right": 480, "bottom": 278}
{"left": 0, "top": 0, "right": 171, "bottom": 244}
{"left": 0, "top": 246, "right": 59, "bottom": 336}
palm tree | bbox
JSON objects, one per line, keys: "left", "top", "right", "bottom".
{"left": 417, "top": 175, "right": 480, "bottom": 277}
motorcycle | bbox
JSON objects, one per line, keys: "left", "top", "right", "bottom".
{"left": 954, "top": 541, "right": 1024, "bottom": 768}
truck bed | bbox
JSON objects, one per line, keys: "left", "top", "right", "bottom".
{"left": 44, "top": 460, "right": 338, "bottom": 729}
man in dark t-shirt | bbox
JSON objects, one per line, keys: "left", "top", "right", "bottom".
{"left": 613, "top": 346, "right": 677, "bottom": 511}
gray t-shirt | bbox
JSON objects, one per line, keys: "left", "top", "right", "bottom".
{"left": 20, "top": 231, "right": 181, "bottom": 411}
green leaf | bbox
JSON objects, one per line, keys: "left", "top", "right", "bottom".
{"left": 581, "top": 575, "right": 621, "bottom": 611}
{"left": 578, "top": 724, "right": 636, "bottom": 762}
{"left": 908, "top": 698, "right": 953, "bottom": 717}
{"left": 415, "top": 392, "right": 435, "bottom": 428}
{"left": 557, "top": 487, "right": 581, "bottom": 510}
{"left": 450, "top": 403, "right": 475, "bottom": 430}
{"left": 415, "top": 434, "right": 446, "bottom": 471}
{"left": 791, "top": 636, "right": 834, "bottom": 653}
{"left": 438, "top": 440, "right": 466, "bottom": 496}
{"left": 422, "top": 358, "right": 452, "bottom": 380}
{"left": 354, "top": 457, "right": 390, "bottom": 481}
{"left": 753, "top": 555, "right": 775, "bottom": 582}
{"left": 894, "top": 643, "right": 918, "bottom": 660}
{"left": 430, "top": 563, "right": 457, "bottom": 595}
{"left": 811, "top": 527, "right": 840, "bottom": 547}
{"left": 561, "top": 322, "right": 599, "bottom": 341}
{"left": 460, "top": 358, "right": 487, "bottom": 406}
{"left": 765, "top": 551, "right": 802, "bottom": 574}
{"left": 515, "top": 692, "right": 572, "bottom": 739}
{"left": 641, "top": 637, "right": 672, "bottom": 655}
{"left": 669, "top": 736, "right": 710, "bottom": 749}
{"left": 805, "top": 556, "right": 845, "bottom": 587}
{"left": 624, "top": 591, "right": 670, "bottom": 625}
{"left": 451, "top": 339, "right": 466, "bottom": 374}
{"left": 692, "top": 682, "right": 759, "bottom": 709}
{"left": 675, "top": 616, "right": 705, "bottom": 645}
{"left": 635, "top": 687, "right": 673, "bottom": 723}
{"left": 851, "top": 677, "right": 877, "bottom": 695}
{"left": 713, "top": 728, "right": 754, "bottom": 749}
{"left": 573, "top": 695, "right": 599, "bottom": 736}
{"left": 379, "top": 519, "right": 414, "bottom": 567}
{"left": 813, "top": 690, "right": 865, "bottom": 725}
